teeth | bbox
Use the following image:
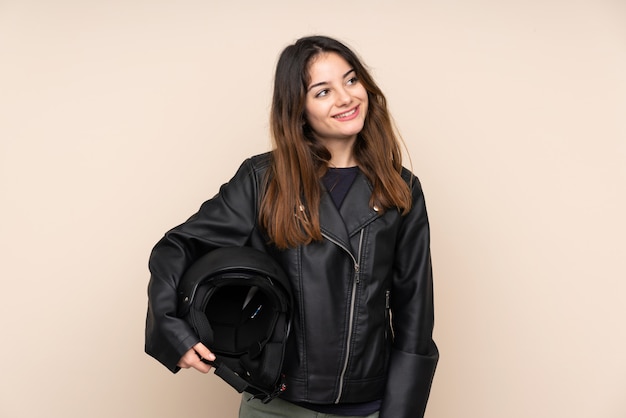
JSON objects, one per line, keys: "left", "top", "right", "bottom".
{"left": 334, "top": 108, "right": 356, "bottom": 118}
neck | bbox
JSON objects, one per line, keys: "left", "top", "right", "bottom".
{"left": 320, "top": 137, "right": 357, "bottom": 168}
{"left": 329, "top": 155, "right": 357, "bottom": 168}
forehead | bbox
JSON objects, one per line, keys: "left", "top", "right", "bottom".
{"left": 306, "top": 52, "right": 352, "bottom": 81}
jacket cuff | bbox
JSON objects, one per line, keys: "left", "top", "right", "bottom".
{"left": 380, "top": 343, "right": 439, "bottom": 418}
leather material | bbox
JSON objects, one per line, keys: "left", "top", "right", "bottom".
{"left": 379, "top": 346, "right": 439, "bottom": 418}
{"left": 145, "top": 152, "right": 437, "bottom": 417}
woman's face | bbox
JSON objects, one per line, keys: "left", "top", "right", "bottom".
{"left": 304, "top": 52, "right": 368, "bottom": 148}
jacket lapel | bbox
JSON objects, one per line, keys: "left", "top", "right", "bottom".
{"left": 339, "top": 171, "right": 380, "bottom": 235}
{"left": 319, "top": 186, "right": 351, "bottom": 249}
{"left": 319, "top": 171, "right": 380, "bottom": 252}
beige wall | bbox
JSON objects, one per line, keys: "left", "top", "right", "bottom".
{"left": 1, "top": 0, "right": 625, "bottom": 417}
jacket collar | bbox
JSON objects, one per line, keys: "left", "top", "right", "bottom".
{"left": 319, "top": 171, "right": 380, "bottom": 251}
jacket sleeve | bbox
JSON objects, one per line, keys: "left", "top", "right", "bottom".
{"left": 144, "top": 158, "right": 263, "bottom": 372}
{"left": 380, "top": 174, "right": 438, "bottom": 418}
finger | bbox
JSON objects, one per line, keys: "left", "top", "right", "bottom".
{"left": 176, "top": 350, "right": 197, "bottom": 369}
{"left": 192, "top": 342, "right": 216, "bottom": 362}
{"left": 177, "top": 347, "right": 209, "bottom": 369}
{"left": 190, "top": 357, "right": 212, "bottom": 374}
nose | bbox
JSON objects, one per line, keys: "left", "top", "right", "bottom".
{"left": 335, "top": 86, "right": 351, "bottom": 106}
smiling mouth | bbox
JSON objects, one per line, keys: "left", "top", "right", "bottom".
{"left": 333, "top": 106, "right": 359, "bottom": 120}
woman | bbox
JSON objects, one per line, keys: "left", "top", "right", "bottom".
{"left": 145, "top": 35, "right": 438, "bottom": 418}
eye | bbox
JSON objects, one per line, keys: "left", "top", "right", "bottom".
{"left": 346, "top": 76, "right": 359, "bottom": 86}
{"left": 315, "top": 89, "right": 330, "bottom": 98}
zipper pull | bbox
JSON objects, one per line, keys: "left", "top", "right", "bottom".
{"left": 354, "top": 263, "right": 360, "bottom": 283}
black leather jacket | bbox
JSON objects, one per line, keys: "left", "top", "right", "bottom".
{"left": 145, "top": 153, "right": 438, "bottom": 418}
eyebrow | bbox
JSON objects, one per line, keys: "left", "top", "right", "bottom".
{"left": 307, "top": 69, "right": 356, "bottom": 91}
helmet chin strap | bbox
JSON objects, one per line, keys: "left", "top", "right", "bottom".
{"left": 199, "top": 356, "right": 287, "bottom": 403}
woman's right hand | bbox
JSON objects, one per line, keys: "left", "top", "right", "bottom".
{"left": 177, "top": 342, "right": 216, "bottom": 374}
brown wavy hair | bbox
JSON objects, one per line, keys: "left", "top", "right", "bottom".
{"left": 259, "top": 35, "right": 412, "bottom": 249}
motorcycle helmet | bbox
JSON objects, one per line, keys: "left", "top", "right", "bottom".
{"left": 177, "top": 246, "right": 292, "bottom": 402}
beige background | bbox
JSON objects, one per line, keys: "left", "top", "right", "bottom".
{"left": 1, "top": 0, "right": 625, "bottom": 417}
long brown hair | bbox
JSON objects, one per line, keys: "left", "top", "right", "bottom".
{"left": 259, "top": 35, "right": 412, "bottom": 249}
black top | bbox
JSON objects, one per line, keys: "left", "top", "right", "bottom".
{"left": 322, "top": 166, "right": 359, "bottom": 209}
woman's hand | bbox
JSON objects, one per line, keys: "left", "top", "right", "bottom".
{"left": 177, "top": 342, "right": 216, "bottom": 374}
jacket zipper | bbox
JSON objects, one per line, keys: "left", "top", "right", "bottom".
{"left": 321, "top": 229, "right": 364, "bottom": 403}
